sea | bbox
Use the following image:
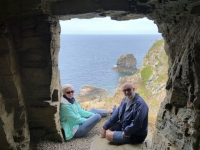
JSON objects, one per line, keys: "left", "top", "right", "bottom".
{"left": 59, "top": 34, "right": 162, "bottom": 96}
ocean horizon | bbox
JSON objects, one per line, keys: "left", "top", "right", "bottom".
{"left": 59, "top": 34, "right": 162, "bottom": 95}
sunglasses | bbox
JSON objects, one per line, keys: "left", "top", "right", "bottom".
{"left": 122, "top": 88, "right": 131, "bottom": 92}
{"left": 65, "top": 90, "right": 74, "bottom": 94}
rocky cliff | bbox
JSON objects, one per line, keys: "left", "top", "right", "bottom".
{"left": 113, "top": 39, "right": 168, "bottom": 115}
{"left": 113, "top": 54, "right": 138, "bottom": 73}
{"left": 78, "top": 39, "right": 167, "bottom": 119}
{"left": 1, "top": 0, "right": 200, "bottom": 149}
{"left": 76, "top": 85, "right": 108, "bottom": 102}
{"left": 75, "top": 86, "right": 110, "bottom": 111}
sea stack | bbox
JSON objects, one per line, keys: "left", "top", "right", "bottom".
{"left": 113, "top": 54, "right": 138, "bottom": 73}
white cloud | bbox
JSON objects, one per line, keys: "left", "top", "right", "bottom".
{"left": 60, "top": 17, "right": 159, "bottom": 34}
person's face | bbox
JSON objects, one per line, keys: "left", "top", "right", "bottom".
{"left": 64, "top": 87, "right": 74, "bottom": 99}
{"left": 122, "top": 84, "right": 135, "bottom": 98}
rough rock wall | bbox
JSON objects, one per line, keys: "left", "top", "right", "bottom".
{"left": 149, "top": 2, "right": 200, "bottom": 150}
{"left": 0, "top": 0, "right": 200, "bottom": 149}
{"left": 0, "top": 22, "right": 29, "bottom": 150}
{"left": 0, "top": 14, "right": 63, "bottom": 149}
{"left": 17, "top": 15, "right": 63, "bottom": 142}
{"left": 23, "top": 15, "right": 62, "bottom": 142}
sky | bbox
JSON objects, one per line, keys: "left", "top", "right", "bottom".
{"left": 60, "top": 17, "right": 160, "bottom": 35}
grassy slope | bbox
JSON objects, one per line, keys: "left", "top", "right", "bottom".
{"left": 112, "top": 39, "right": 168, "bottom": 115}
{"left": 138, "top": 39, "right": 168, "bottom": 112}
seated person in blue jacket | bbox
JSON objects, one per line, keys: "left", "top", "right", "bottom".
{"left": 101, "top": 82, "right": 149, "bottom": 144}
{"left": 60, "top": 84, "right": 113, "bottom": 141}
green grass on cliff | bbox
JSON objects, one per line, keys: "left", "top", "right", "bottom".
{"left": 146, "top": 39, "right": 164, "bottom": 59}
{"left": 156, "top": 55, "right": 162, "bottom": 66}
{"left": 149, "top": 39, "right": 164, "bottom": 51}
{"left": 140, "top": 66, "right": 153, "bottom": 82}
{"left": 137, "top": 39, "right": 167, "bottom": 113}
{"left": 138, "top": 82, "right": 150, "bottom": 97}
{"left": 154, "top": 74, "right": 167, "bottom": 83}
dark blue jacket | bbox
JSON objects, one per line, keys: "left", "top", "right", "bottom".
{"left": 103, "top": 93, "right": 149, "bottom": 143}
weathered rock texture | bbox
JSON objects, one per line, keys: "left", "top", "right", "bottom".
{"left": 0, "top": 0, "right": 200, "bottom": 149}
{"left": 149, "top": 2, "right": 200, "bottom": 150}
{"left": 75, "top": 86, "right": 109, "bottom": 111}
{"left": 113, "top": 54, "right": 138, "bottom": 73}
{"left": 0, "top": 11, "right": 63, "bottom": 150}
{"left": 76, "top": 85, "right": 108, "bottom": 102}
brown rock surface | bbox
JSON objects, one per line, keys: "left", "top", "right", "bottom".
{"left": 113, "top": 54, "right": 138, "bottom": 73}
{"left": 76, "top": 86, "right": 108, "bottom": 102}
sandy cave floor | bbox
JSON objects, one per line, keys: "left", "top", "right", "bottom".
{"left": 32, "top": 117, "right": 155, "bottom": 150}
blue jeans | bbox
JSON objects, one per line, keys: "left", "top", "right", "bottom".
{"left": 74, "top": 109, "right": 107, "bottom": 137}
{"left": 88, "top": 108, "right": 108, "bottom": 117}
{"left": 111, "top": 122, "right": 132, "bottom": 144}
{"left": 113, "top": 131, "right": 132, "bottom": 144}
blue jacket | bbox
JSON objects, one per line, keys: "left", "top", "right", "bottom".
{"left": 103, "top": 93, "right": 149, "bottom": 143}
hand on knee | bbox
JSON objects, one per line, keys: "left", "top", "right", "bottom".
{"left": 106, "top": 132, "right": 113, "bottom": 142}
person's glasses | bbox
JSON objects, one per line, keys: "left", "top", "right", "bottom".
{"left": 122, "top": 88, "right": 131, "bottom": 93}
{"left": 65, "top": 90, "right": 74, "bottom": 94}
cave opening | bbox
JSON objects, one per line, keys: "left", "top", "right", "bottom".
{"left": 58, "top": 16, "right": 166, "bottom": 119}
{"left": 1, "top": 0, "right": 200, "bottom": 149}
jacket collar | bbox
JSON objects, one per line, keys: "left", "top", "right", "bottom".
{"left": 63, "top": 95, "right": 75, "bottom": 104}
{"left": 61, "top": 96, "right": 71, "bottom": 104}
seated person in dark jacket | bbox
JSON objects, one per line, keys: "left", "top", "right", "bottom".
{"left": 101, "top": 82, "right": 149, "bottom": 144}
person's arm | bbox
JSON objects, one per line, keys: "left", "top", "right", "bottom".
{"left": 61, "top": 104, "right": 87, "bottom": 124}
{"left": 74, "top": 101, "right": 94, "bottom": 118}
{"left": 101, "top": 99, "right": 125, "bottom": 138}
{"left": 123, "top": 102, "right": 148, "bottom": 136}
{"left": 101, "top": 128, "right": 106, "bottom": 138}
{"left": 103, "top": 107, "right": 119, "bottom": 130}
{"left": 103, "top": 99, "right": 126, "bottom": 130}
{"left": 101, "top": 106, "right": 120, "bottom": 138}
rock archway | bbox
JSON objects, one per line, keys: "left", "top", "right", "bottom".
{"left": 0, "top": 0, "right": 200, "bottom": 149}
